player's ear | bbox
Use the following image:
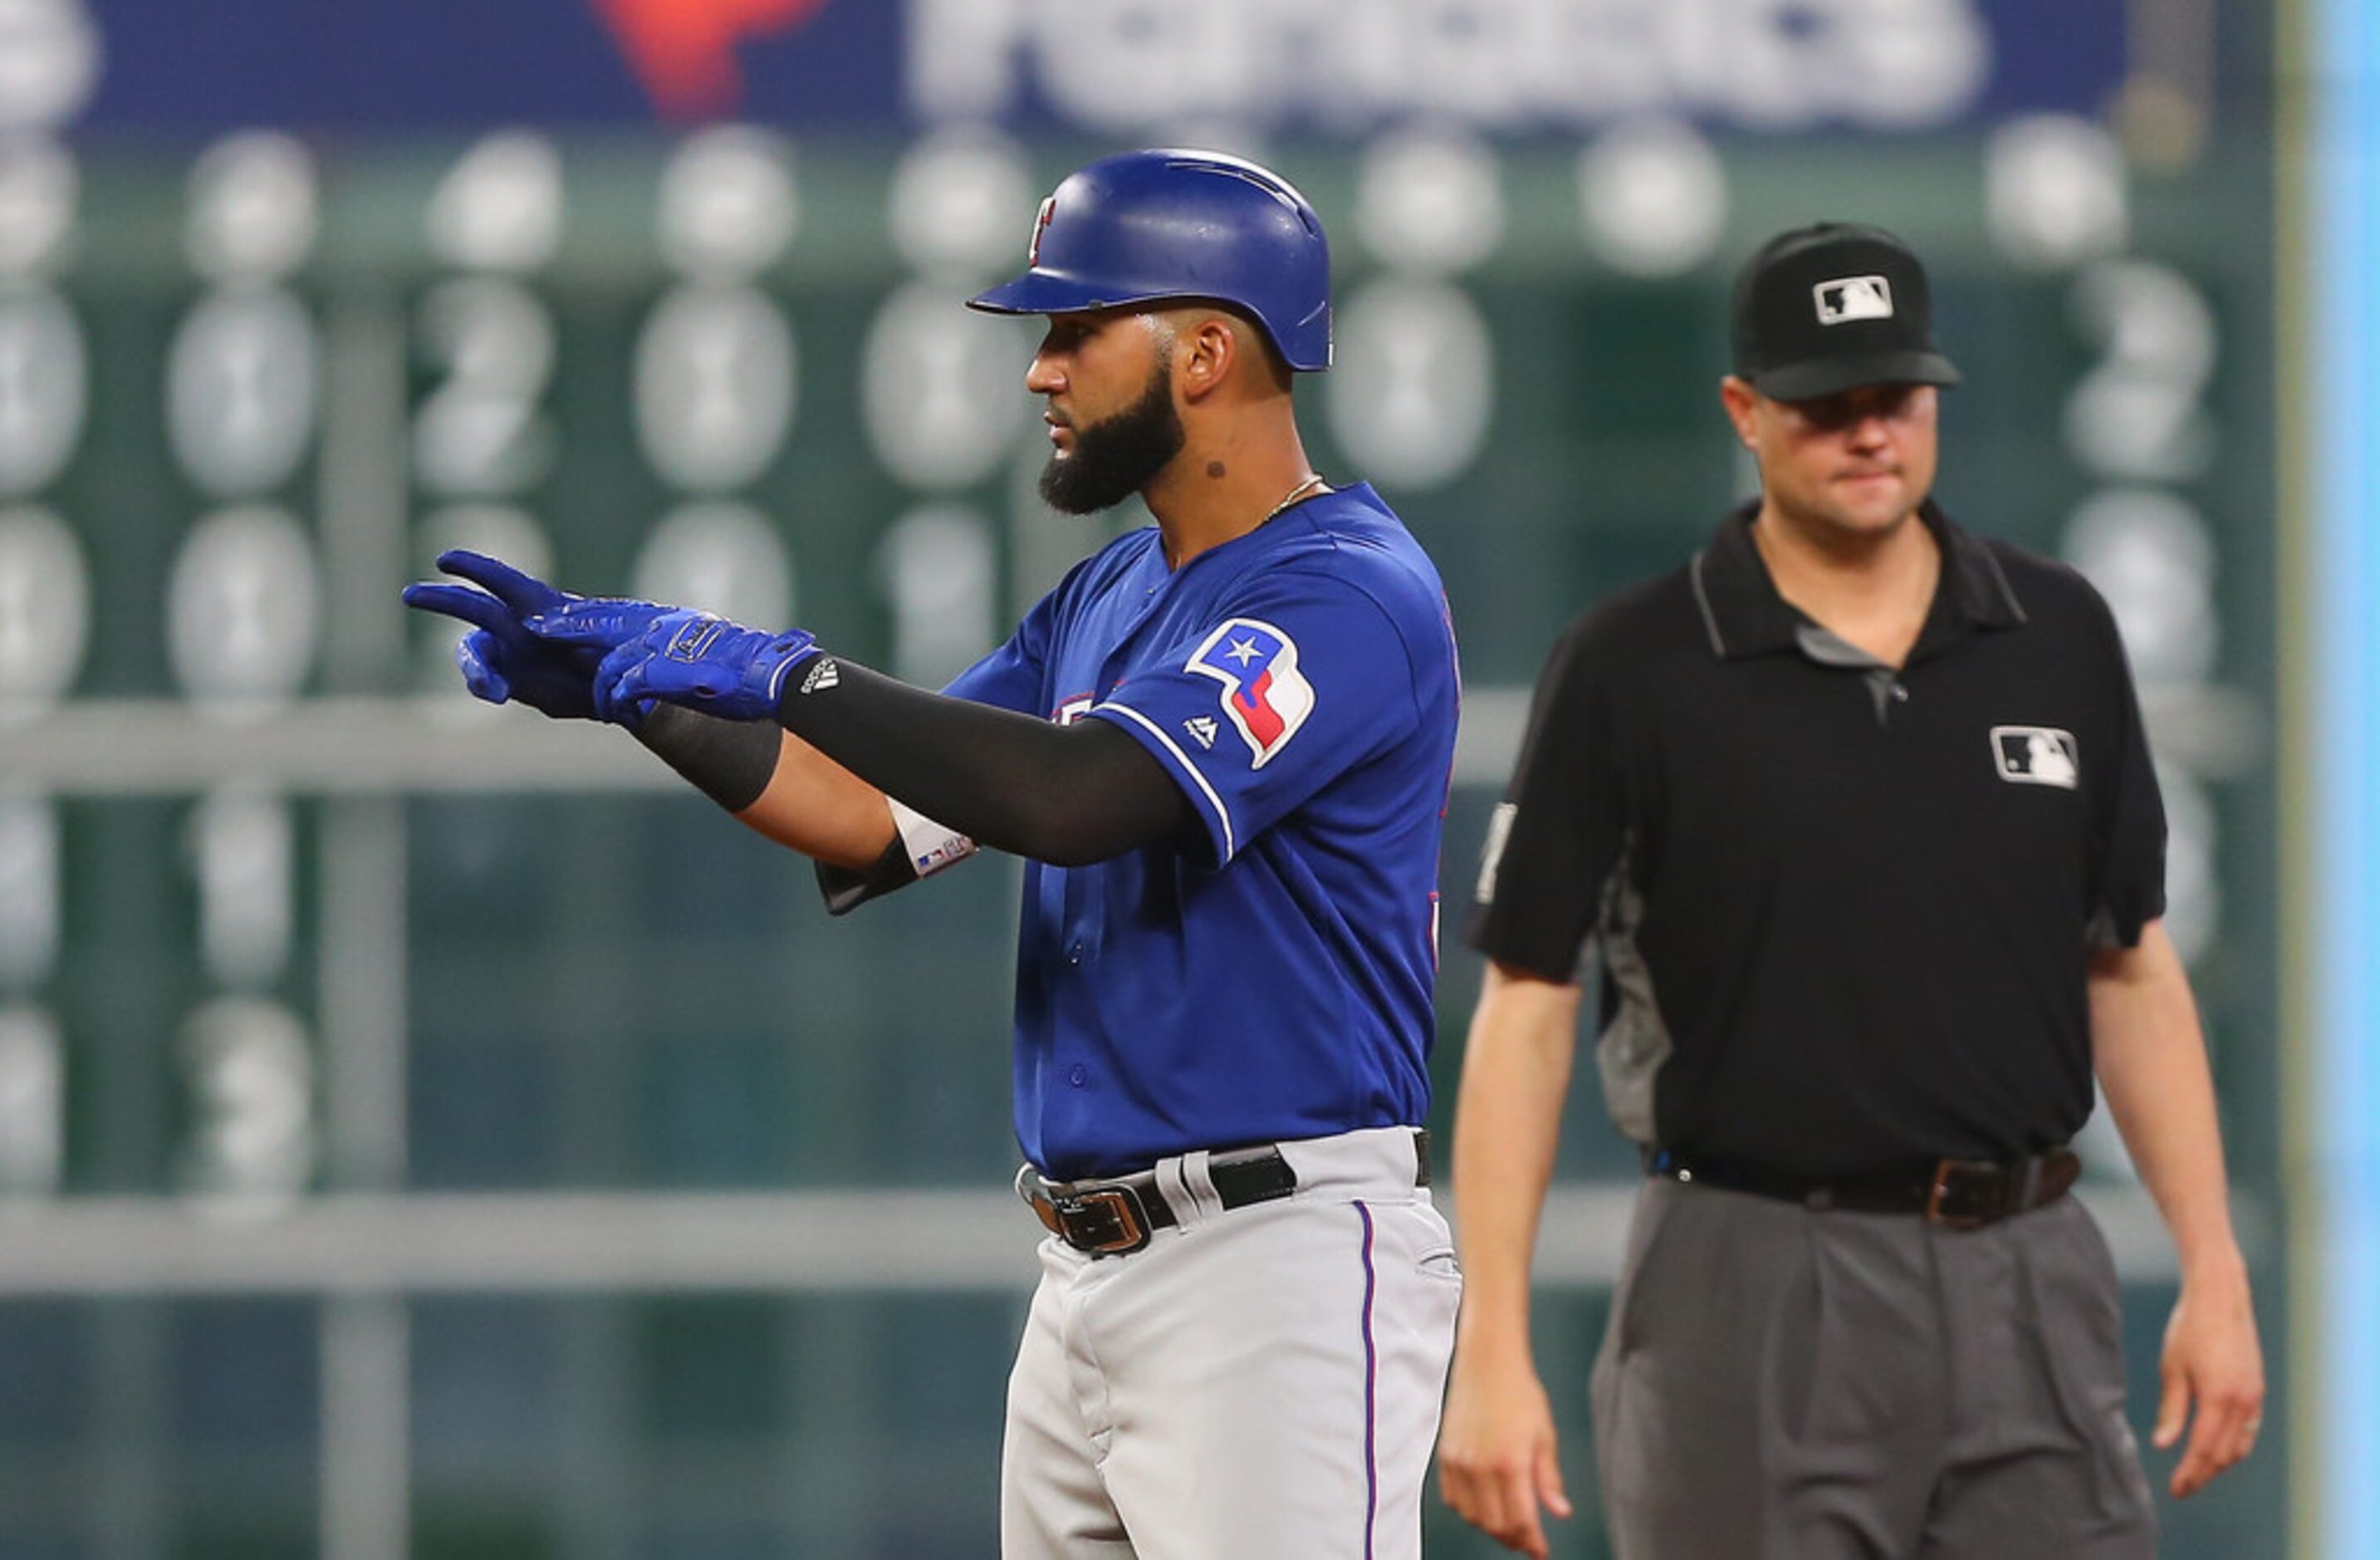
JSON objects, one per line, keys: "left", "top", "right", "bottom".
{"left": 1172, "top": 311, "right": 1238, "bottom": 404}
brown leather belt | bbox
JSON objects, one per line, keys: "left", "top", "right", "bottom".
{"left": 1643, "top": 1145, "right": 2081, "bottom": 1230}
{"left": 1021, "top": 1129, "right": 1430, "bottom": 1258}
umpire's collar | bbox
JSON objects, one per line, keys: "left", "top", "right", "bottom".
{"left": 1687, "top": 498, "right": 2027, "bottom": 662}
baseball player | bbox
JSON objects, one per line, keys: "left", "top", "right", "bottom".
{"left": 1437, "top": 223, "right": 2263, "bottom": 1557}
{"left": 405, "top": 149, "right": 1462, "bottom": 1559}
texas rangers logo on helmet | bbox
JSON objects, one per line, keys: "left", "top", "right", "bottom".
{"left": 1186, "top": 618, "right": 1315, "bottom": 768}
{"left": 1027, "top": 195, "right": 1055, "bottom": 265}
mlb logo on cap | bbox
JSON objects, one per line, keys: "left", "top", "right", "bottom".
{"left": 1814, "top": 275, "right": 1894, "bottom": 325}
{"left": 1730, "top": 223, "right": 1962, "bottom": 400}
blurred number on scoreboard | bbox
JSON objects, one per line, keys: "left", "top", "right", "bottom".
{"left": 2059, "top": 259, "right": 2226, "bottom": 967}
{"left": 161, "top": 135, "right": 327, "bottom": 1206}
{"left": 0, "top": 287, "right": 86, "bottom": 493}
{"left": 414, "top": 277, "right": 559, "bottom": 497}
{"left": 178, "top": 995, "right": 315, "bottom": 1205}
{"left": 414, "top": 132, "right": 568, "bottom": 687}
{"left": 0, "top": 173, "right": 91, "bottom": 713}
{"left": 632, "top": 130, "right": 801, "bottom": 625}
{"left": 0, "top": 1006, "right": 63, "bottom": 1198}
{"left": 0, "top": 791, "right": 62, "bottom": 1199}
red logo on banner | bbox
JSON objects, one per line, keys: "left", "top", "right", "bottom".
{"left": 591, "top": 0, "right": 830, "bottom": 119}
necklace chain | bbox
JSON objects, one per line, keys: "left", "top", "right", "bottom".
{"left": 1262, "top": 473, "right": 1329, "bottom": 524}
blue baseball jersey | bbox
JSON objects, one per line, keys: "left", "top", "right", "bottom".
{"left": 943, "top": 483, "right": 1460, "bottom": 1180}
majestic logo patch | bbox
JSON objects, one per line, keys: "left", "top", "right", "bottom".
{"left": 1814, "top": 274, "right": 1894, "bottom": 325}
{"left": 799, "top": 657, "right": 840, "bottom": 694}
{"left": 1186, "top": 617, "right": 1314, "bottom": 768}
{"left": 1183, "top": 715, "right": 1219, "bottom": 750}
{"left": 1991, "top": 726, "right": 2079, "bottom": 789}
{"left": 1027, "top": 195, "right": 1055, "bottom": 266}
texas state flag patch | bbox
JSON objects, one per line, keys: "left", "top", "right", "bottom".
{"left": 1186, "top": 617, "right": 1315, "bottom": 768}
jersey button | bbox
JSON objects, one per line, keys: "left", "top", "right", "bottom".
{"left": 1068, "top": 1065, "right": 1088, "bottom": 1087}
{"left": 1066, "top": 941, "right": 1085, "bottom": 964}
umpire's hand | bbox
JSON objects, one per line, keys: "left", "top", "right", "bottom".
{"left": 2153, "top": 1262, "right": 2265, "bottom": 1498}
{"left": 1438, "top": 1348, "right": 1573, "bottom": 1558}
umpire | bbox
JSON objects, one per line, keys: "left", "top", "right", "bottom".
{"left": 1437, "top": 223, "right": 2265, "bottom": 1558}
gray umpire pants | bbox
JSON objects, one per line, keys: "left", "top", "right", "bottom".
{"left": 1590, "top": 1176, "right": 2157, "bottom": 1559}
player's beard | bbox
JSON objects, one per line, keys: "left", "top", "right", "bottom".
{"left": 1039, "top": 357, "right": 1184, "bottom": 516}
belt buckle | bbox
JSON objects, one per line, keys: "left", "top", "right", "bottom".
{"left": 1926, "top": 1158, "right": 2001, "bottom": 1230}
{"left": 1055, "top": 1185, "right": 1153, "bottom": 1256}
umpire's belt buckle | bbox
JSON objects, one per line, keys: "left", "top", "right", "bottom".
{"left": 1053, "top": 1185, "right": 1153, "bottom": 1256}
{"left": 1926, "top": 1159, "right": 2004, "bottom": 1230}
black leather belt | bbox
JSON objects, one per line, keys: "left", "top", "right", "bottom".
{"left": 1643, "top": 1145, "right": 2081, "bottom": 1230}
{"left": 1021, "top": 1130, "right": 1430, "bottom": 1258}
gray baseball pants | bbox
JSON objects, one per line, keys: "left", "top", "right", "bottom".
{"left": 1591, "top": 1176, "right": 2157, "bottom": 1559}
{"left": 1001, "top": 1126, "right": 1461, "bottom": 1559}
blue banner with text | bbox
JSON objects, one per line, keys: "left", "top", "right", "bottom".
{"left": 62, "top": 0, "right": 2129, "bottom": 138}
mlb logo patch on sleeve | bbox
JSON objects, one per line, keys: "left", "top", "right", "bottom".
{"left": 1991, "top": 726, "right": 2079, "bottom": 788}
{"left": 1187, "top": 617, "right": 1315, "bottom": 768}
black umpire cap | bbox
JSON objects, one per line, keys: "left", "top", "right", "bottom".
{"left": 1731, "top": 223, "right": 1962, "bottom": 401}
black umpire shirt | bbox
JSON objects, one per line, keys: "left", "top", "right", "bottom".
{"left": 1467, "top": 501, "right": 2167, "bottom": 1178}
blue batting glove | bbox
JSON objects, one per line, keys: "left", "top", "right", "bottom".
{"left": 560, "top": 609, "right": 819, "bottom": 726}
{"left": 524, "top": 596, "right": 686, "bottom": 656}
{"left": 401, "top": 550, "right": 669, "bottom": 721}
{"left": 453, "top": 627, "right": 516, "bottom": 704}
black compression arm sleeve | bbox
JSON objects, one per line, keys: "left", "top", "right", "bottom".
{"left": 636, "top": 704, "right": 784, "bottom": 812}
{"left": 635, "top": 695, "right": 930, "bottom": 915}
{"left": 815, "top": 839, "right": 915, "bottom": 915}
{"left": 774, "top": 656, "right": 1197, "bottom": 866}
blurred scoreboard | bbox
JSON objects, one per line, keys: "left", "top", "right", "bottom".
{"left": 0, "top": 119, "right": 2287, "bottom": 1557}
{"left": 0, "top": 122, "right": 2281, "bottom": 1195}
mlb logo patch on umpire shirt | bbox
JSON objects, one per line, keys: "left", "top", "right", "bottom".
{"left": 1991, "top": 726, "right": 2079, "bottom": 788}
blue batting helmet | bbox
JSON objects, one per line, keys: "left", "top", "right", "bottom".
{"left": 967, "top": 149, "right": 1333, "bottom": 372}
